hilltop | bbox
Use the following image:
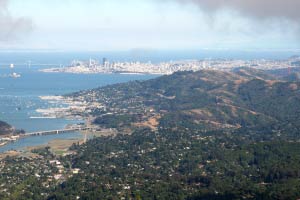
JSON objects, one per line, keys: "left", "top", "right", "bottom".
{"left": 0, "top": 121, "right": 14, "bottom": 135}
{"left": 69, "top": 67, "right": 300, "bottom": 136}
{"left": 43, "top": 68, "right": 300, "bottom": 199}
{"left": 3, "top": 68, "right": 300, "bottom": 199}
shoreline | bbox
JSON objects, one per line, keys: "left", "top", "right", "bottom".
{"left": 35, "top": 95, "right": 86, "bottom": 120}
{"left": 0, "top": 128, "right": 117, "bottom": 158}
{"left": 39, "top": 69, "right": 166, "bottom": 75}
{"left": 0, "top": 68, "right": 152, "bottom": 156}
{"left": 0, "top": 94, "right": 87, "bottom": 152}
{"left": 0, "top": 130, "right": 84, "bottom": 154}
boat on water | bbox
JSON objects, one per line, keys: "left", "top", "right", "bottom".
{"left": 0, "top": 142, "right": 8, "bottom": 147}
{"left": 9, "top": 73, "right": 21, "bottom": 78}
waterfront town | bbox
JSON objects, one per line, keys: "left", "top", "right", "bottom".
{"left": 0, "top": 135, "right": 20, "bottom": 146}
{"left": 40, "top": 56, "right": 300, "bottom": 75}
{"left": 3, "top": 55, "right": 300, "bottom": 147}
{"left": 0, "top": 94, "right": 111, "bottom": 148}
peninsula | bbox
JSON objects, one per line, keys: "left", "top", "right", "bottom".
{"left": 40, "top": 56, "right": 300, "bottom": 75}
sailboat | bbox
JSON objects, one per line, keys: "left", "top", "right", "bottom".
{"left": 9, "top": 72, "right": 21, "bottom": 78}
{"left": 9, "top": 63, "right": 21, "bottom": 78}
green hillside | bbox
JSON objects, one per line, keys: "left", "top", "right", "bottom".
{"left": 44, "top": 69, "right": 300, "bottom": 199}
{"left": 3, "top": 69, "right": 300, "bottom": 199}
{"left": 0, "top": 120, "right": 13, "bottom": 135}
{"left": 70, "top": 68, "right": 300, "bottom": 136}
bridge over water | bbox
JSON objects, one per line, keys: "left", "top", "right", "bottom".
{"left": 24, "top": 127, "right": 92, "bottom": 137}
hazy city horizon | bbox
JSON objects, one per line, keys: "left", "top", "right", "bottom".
{"left": 2, "top": 1, "right": 300, "bottom": 199}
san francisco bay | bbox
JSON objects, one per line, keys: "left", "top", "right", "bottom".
{"left": 0, "top": 50, "right": 298, "bottom": 152}
{"left": 0, "top": 53, "right": 158, "bottom": 152}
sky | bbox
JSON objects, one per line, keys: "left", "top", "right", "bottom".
{"left": 0, "top": 0, "right": 300, "bottom": 51}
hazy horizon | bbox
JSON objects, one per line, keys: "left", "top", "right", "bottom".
{"left": 1, "top": 0, "right": 300, "bottom": 51}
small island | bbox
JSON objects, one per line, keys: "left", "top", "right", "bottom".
{"left": 0, "top": 120, "right": 25, "bottom": 146}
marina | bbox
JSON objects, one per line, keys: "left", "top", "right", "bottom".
{"left": 0, "top": 62, "right": 157, "bottom": 152}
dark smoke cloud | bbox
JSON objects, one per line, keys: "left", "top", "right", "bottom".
{"left": 175, "top": 0, "right": 300, "bottom": 22}
{"left": 0, "top": 0, "right": 33, "bottom": 42}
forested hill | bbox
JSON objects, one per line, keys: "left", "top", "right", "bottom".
{"left": 70, "top": 67, "right": 300, "bottom": 135}
{"left": 41, "top": 68, "right": 300, "bottom": 199}
{"left": 0, "top": 120, "right": 13, "bottom": 135}
{"left": 3, "top": 68, "right": 300, "bottom": 199}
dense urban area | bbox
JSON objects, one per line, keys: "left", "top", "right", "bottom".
{"left": 41, "top": 56, "right": 300, "bottom": 75}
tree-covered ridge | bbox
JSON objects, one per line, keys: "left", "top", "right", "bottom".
{"left": 0, "top": 120, "right": 14, "bottom": 135}
{"left": 47, "top": 128, "right": 300, "bottom": 200}
{"left": 2, "top": 68, "right": 300, "bottom": 199}
{"left": 69, "top": 68, "right": 300, "bottom": 134}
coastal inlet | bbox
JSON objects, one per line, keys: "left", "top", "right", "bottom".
{"left": 0, "top": 95, "right": 99, "bottom": 152}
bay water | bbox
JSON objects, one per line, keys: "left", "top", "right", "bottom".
{"left": 0, "top": 50, "right": 298, "bottom": 152}
{"left": 0, "top": 55, "right": 157, "bottom": 152}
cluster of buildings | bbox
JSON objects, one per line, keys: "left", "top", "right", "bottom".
{"left": 36, "top": 95, "right": 103, "bottom": 120}
{"left": 49, "top": 159, "right": 80, "bottom": 180}
{"left": 41, "top": 56, "right": 300, "bottom": 75}
{"left": 0, "top": 135, "right": 20, "bottom": 146}
{"left": 0, "top": 152, "right": 83, "bottom": 197}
